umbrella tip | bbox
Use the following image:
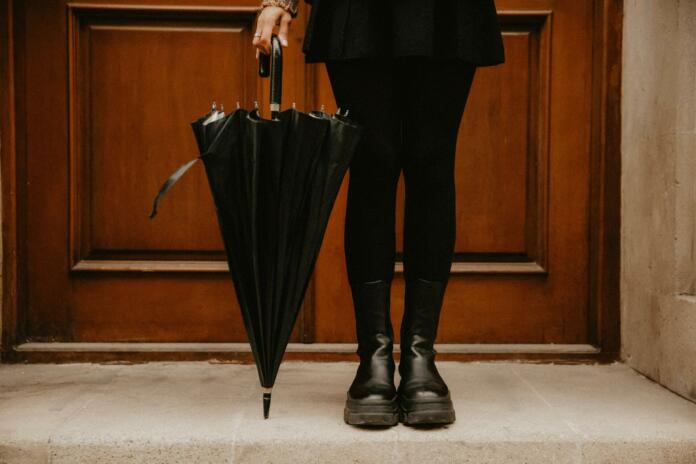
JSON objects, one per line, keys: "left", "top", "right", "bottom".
{"left": 263, "top": 390, "right": 272, "bottom": 419}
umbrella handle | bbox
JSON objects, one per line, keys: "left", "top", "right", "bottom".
{"left": 258, "top": 34, "right": 283, "bottom": 119}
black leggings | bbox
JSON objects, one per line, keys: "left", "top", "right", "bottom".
{"left": 325, "top": 57, "right": 476, "bottom": 286}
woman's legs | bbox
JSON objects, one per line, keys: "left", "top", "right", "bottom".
{"left": 325, "top": 59, "right": 402, "bottom": 426}
{"left": 326, "top": 57, "right": 475, "bottom": 287}
{"left": 325, "top": 59, "right": 403, "bottom": 286}
{"left": 397, "top": 57, "right": 476, "bottom": 425}
{"left": 325, "top": 57, "right": 477, "bottom": 426}
{"left": 400, "top": 58, "right": 476, "bottom": 283}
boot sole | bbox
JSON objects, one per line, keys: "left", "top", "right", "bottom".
{"left": 399, "top": 397, "right": 456, "bottom": 426}
{"left": 344, "top": 397, "right": 399, "bottom": 426}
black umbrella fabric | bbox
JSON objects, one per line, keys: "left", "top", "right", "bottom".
{"left": 149, "top": 36, "right": 362, "bottom": 419}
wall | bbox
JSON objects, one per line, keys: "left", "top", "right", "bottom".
{"left": 621, "top": 0, "right": 696, "bottom": 401}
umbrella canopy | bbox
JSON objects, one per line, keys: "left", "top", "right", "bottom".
{"left": 149, "top": 35, "right": 362, "bottom": 419}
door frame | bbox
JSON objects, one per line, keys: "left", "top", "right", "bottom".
{"left": 0, "top": 0, "right": 622, "bottom": 363}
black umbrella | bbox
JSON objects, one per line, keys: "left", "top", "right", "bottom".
{"left": 149, "top": 35, "right": 362, "bottom": 419}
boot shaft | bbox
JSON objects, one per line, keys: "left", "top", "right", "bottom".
{"left": 350, "top": 280, "right": 394, "bottom": 356}
{"left": 400, "top": 277, "right": 447, "bottom": 353}
{"left": 398, "top": 277, "right": 450, "bottom": 399}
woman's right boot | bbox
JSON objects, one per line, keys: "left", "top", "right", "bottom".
{"left": 344, "top": 280, "right": 399, "bottom": 426}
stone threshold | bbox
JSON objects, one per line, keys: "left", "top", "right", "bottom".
{"left": 2, "top": 362, "right": 696, "bottom": 463}
{"left": 15, "top": 342, "right": 600, "bottom": 354}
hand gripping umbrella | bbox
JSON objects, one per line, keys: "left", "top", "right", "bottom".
{"left": 149, "top": 35, "right": 362, "bottom": 419}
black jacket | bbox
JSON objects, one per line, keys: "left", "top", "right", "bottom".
{"left": 301, "top": 0, "right": 505, "bottom": 66}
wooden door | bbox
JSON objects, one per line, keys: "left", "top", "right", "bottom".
{"left": 6, "top": 0, "right": 620, "bottom": 357}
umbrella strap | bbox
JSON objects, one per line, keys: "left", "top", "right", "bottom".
{"left": 148, "top": 155, "right": 206, "bottom": 219}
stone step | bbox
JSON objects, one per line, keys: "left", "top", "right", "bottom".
{"left": 1, "top": 362, "right": 695, "bottom": 463}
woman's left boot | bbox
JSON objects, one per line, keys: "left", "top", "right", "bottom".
{"left": 398, "top": 277, "right": 456, "bottom": 425}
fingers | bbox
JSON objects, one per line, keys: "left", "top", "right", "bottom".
{"left": 253, "top": 17, "right": 274, "bottom": 55}
{"left": 278, "top": 13, "right": 291, "bottom": 47}
{"left": 253, "top": 7, "right": 292, "bottom": 56}
{"left": 252, "top": 11, "right": 269, "bottom": 54}
{"left": 260, "top": 20, "right": 274, "bottom": 54}
{"left": 252, "top": 23, "right": 262, "bottom": 54}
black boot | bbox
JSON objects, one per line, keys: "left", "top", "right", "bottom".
{"left": 398, "top": 277, "right": 455, "bottom": 425}
{"left": 344, "top": 280, "right": 399, "bottom": 426}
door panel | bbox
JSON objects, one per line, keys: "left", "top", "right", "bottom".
{"left": 20, "top": 0, "right": 596, "bottom": 346}
{"left": 22, "top": 0, "right": 308, "bottom": 342}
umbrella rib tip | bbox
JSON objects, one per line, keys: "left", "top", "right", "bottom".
{"left": 263, "top": 391, "right": 272, "bottom": 419}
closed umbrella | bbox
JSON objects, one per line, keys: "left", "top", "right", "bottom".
{"left": 149, "top": 35, "right": 362, "bottom": 419}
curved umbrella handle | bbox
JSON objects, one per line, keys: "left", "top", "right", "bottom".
{"left": 258, "top": 34, "right": 283, "bottom": 119}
